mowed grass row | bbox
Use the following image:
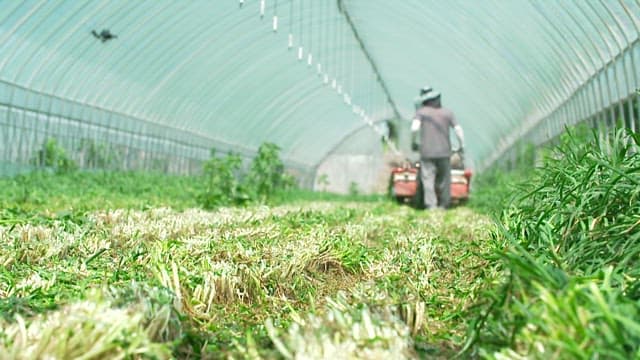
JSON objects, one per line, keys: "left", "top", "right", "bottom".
{"left": 0, "top": 201, "right": 494, "bottom": 359}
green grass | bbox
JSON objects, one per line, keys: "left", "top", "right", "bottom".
{"left": 0, "top": 170, "right": 201, "bottom": 215}
{"left": 2, "top": 127, "right": 638, "bottom": 359}
{"left": 466, "top": 128, "right": 640, "bottom": 359}
{"left": 0, "top": 171, "right": 495, "bottom": 358}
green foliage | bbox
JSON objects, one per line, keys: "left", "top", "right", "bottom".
{"left": 348, "top": 181, "right": 360, "bottom": 197}
{"left": 0, "top": 170, "right": 201, "bottom": 218}
{"left": 245, "top": 142, "right": 291, "bottom": 201}
{"left": 33, "top": 138, "right": 77, "bottom": 174}
{"left": 466, "top": 127, "right": 640, "bottom": 358}
{"left": 78, "top": 139, "right": 121, "bottom": 169}
{"left": 197, "top": 142, "right": 297, "bottom": 208}
{"left": 316, "top": 173, "right": 330, "bottom": 191}
{"left": 197, "top": 150, "right": 248, "bottom": 208}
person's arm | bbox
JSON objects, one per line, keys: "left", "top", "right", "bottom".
{"left": 411, "top": 118, "right": 420, "bottom": 151}
{"left": 454, "top": 124, "right": 464, "bottom": 150}
{"left": 450, "top": 111, "right": 464, "bottom": 150}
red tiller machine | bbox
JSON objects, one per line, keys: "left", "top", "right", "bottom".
{"left": 390, "top": 150, "right": 472, "bottom": 207}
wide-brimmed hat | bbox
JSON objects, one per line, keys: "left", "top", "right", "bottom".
{"left": 419, "top": 91, "right": 441, "bottom": 104}
{"left": 419, "top": 85, "right": 433, "bottom": 96}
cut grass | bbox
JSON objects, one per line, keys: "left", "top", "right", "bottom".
{"left": 0, "top": 200, "right": 494, "bottom": 358}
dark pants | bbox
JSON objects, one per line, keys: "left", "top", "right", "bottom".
{"left": 420, "top": 157, "right": 451, "bottom": 209}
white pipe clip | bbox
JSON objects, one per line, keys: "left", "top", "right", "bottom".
{"left": 317, "top": 63, "right": 322, "bottom": 74}
{"left": 323, "top": 74, "right": 329, "bottom": 84}
{"left": 272, "top": 16, "right": 278, "bottom": 31}
{"left": 288, "top": 34, "right": 293, "bottom": 49}
{"left": 307, "top": 53, "right": 313, "bottom": 66}
{"left": 260, "top": 0, "right": 265, "bottom": 18}
{"left": 331, "top": 79, "right": 336, "bottom": 89}
{"left": 297, "top": 46, "right": 303, "bottom": 60}
{"left": 239, "top": 0, "right": 244, "bottom": 8}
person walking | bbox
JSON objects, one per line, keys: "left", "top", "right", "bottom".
{"left": 411, "top": 90, "right": 464, "bottom": 209}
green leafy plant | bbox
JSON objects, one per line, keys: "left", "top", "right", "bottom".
{"left": 348, "top": 181, "right": 360, "bottom": 197}
{"left": 78, "top": 139, "right": 122, "bottom": 169}
{"left": 197, "top": 150, "right": 247, "bottom": 208}
{"left": 317, "top": 173, "right": 330, "bottom": 192}
{"left": 33, "top": 138, "right": 77, "bottom": 174}
{"left": 245, "top": 142, "right": 290, "bottom": 201}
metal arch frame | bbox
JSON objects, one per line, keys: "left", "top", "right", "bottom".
{"left": 138, "top": 13, "right": 251, "bottom": 123}
{"left": 482, "top": 0, "right": 618, "bottom": 169}
{"left": 314, "top": 117, "right": 391, "bottom": 160}
{"left": 0, "top": 79, "right": 261, "bottom": 158}
{"left": 257, "top": 71, "right": 398, "bottom": 167}
{"left": 0, "top": 3, "right": 295, "bottom": 173}
{"left": 0, "top": 0, "right": 77, "bottom": 163}
{"left": 22, "top": 2, "right": 109, "bottom": 86}
{"left": 432, "top": 0, "right": 565, "bottom": 121}
{"left": 557, "top": 1, "right": 614, "bottom": 143}
{"left": 182, "top": 10, "right": 368, "bottom": 134}
{"left": 0, "top": 0, "right": 50, "bottom": 71}
{"left": 0, "top": 0, "right": 27, "bottom": 26}
{"left": 615, "top": 0, "right": 640, "bottom": 133}
{"left": 585, "top": 1, "right": 628, "bottom": 131}
{"left": 342, "top": 0, "right": 568, "bottom": 150}
{"left": 563, "top": 1, "right": 616, "bottom": 138}
{"left": 30, "top": 1, "right": 151, "bottom": 161}
{"left": 84, "top": 2, "right": 198, "bottom": 115}
{"left": 163, "top": 29, "right": 283, "bottom": 128}
{"left": 383, "top": 0, "right": 544, "bottom": 124}
{"left": 481, "top": 0, "right": 599, "bottom": 168}
{"left": 152, "top": 2, "right": 348, "bottom": 125}
{"left": 172, "top": 13, "right": 378, "bottom": 145}
{"left": 17, "top": 0, "right": 113, "bottom": 155}
{"left": 542, "top": 5, "right": 607, "bottom": 97}
{"left": 107, "top": 1, "right": 372, "bottom": 168}
{"left": 264, "top": 81, "right": 363, "bottom": 144}
{"left": 96, "top": 3, "right": 219, "bottom": 118}
{"left": 499, "top": 2, "right": 596, "bottom": 148}
{"left": 454, "top": 2, "right": 573, "bottom": 120}
{"left": 556, "top": 1, "right": 618, "bottom": 152}
{"left": 41, "top": 1, "right": 167, "bottom": 113}
{"left": 126, "top": 0, "right": 380, "bottom": 168}
{"left": 188, "top": 42, "right": 372, "bottom": 138}
{"left": 551, "top": 4, "right": 621, "bottom": 141}
{"left": 130, "top": 6, "right": 244, "bottom": 119}
{"left": 140, "top": 4, "right": 315, "bottom": 125}
{"left": 337, "top": 0, "right": 400, "bottom": 120}
{"left": 605, "top": 0, "right": 640, "bottom": 132}
{"left": 530, "top": 2, "right": 597, "bottom": 84}
{"left": 487, "top": 0, "right": 640, "bottom": 170}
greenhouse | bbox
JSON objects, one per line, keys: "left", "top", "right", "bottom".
{"left": 0, "top": 1, "right": 639, "bottom": 359}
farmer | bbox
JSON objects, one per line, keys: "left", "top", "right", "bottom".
{"left": 411, "top": 90, "right": 464, "bottom": 209}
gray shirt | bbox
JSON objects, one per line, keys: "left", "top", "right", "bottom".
{"left": 413, "top": 106, "right": 458, "bottom": 159}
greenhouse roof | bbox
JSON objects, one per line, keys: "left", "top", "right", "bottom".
{"left": 1, "top": 0, "right": 639, "bottom": 171}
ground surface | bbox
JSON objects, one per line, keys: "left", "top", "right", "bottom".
{"left": 0, "top": 201, "right": 495, "bottom": 359}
